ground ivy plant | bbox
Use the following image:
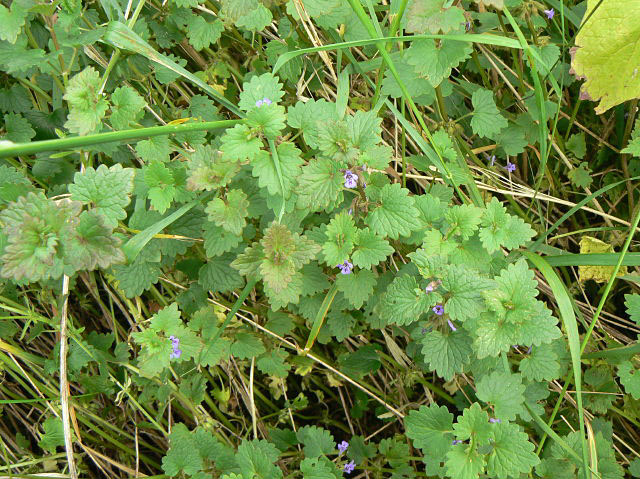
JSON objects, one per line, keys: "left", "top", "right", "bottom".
{"left": 1, "top": 0, "right": 639, "bottom": 478}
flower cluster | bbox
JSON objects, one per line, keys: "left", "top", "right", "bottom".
{"left": 337, "top": 260, "right": 353, "bottom": 275}
{"left": 344, "top": 460, "right": 356, "bottom": 474}
{"left": 432, "top": 305, "right": 444, "bottom": 316}
{"left": 169, "top": 335, "right": 181, "bottom": 359}
{"left": 255, "top": 97, "right": 272, "bottom": 107}
{"left": 343, "top": 170, "right": 358, "bottom": 189}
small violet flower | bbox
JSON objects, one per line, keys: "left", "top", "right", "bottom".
{"left": 433, "top": 305, "right": 444, "bottom": 316}
{"left": 338, "top": 441, "right": 349, "bottom": 453}
{"left": 255, "top": 97, "right": 272, "bottom": 107}
{"left": 344, "top": 461, "right": 356, "bottom": 474}
{"left": 452, "top": 440, "right": 463, "bottom": 445}
{"left": 447, "top": 319, "right": 457, "bottom": 332}
{"left": 543, "top": 8, "right": 554, "bottom": 19}
{"left": 337, "top": 260, "right": 354, "bottom": 275}
{"left": 506, "top": 161, "right": 516, "bottom": 173}
{"left": 489, "top": 418, "right": 501, "bottom": 423}
{"left": 344, "top": 170, "right": 358, "bottom": 189}
{"left": 169, "top": 336, "right": 181, "bottom": 359}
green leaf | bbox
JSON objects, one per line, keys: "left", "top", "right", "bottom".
{"left": 476, "top": 371, "right": 525, "bottom": 421}
{"left": 453, "top": 403, "right": 491, "bottom": 445}
{"left": 445, "top": 204, "right": 483, "bottom": 240}
{"left": 571, "top": 0, "right": 640, "bottom": 113}
{"left": 441, "top": 265, "right": 493, "bottom": 322}
{"left": 0, "top": 0, "right": 29, "bottom": 43}
{"left": 230, "top": 332, "right": 266, "bottom": 359}
{"left": 472, "top": 259, "right": 561, "bottom": 357}
{"left": 470, "top": 89, "right": 508, "bottom": 138}
{"left": 376, "top": 274, "right": 436, "bottom": 326}
{"left": 336, "top": 269, "right": 376, "bottom": 309}
{"left": 145, "top": 161, "right": 176, "bottom": 214}
{"left": 198, "top": 253, "right": 245, "bottom": 293}
{"left": 351, "top": 227, "right": 394, "bottom": 269}
{"left": 625, "top": 293, "right": 640, "bottom": 325}
{"left": 162, "top": 423, "right": 203, "bottom": 476}
{"left": 406, "top": 404, "right": 454, "bottom": 463}
{"left": 221, "top": 123, "right": 262, "bottom": 161}
{"left": 2, "top": 113, "right": 35, "bottom": 143}
{"left": 568, "top": 162, "right": 593, "bottom": 189}
{"left": 445, "top": 443, "right": 485, "bottom": 479}
{"left": 479, "top": 197, "right": 535, "bottom": 253}
{"left": 622, "top": 137, "right": 640, "bottom": 157}
{"left": 66, "top": 210, "right": 125, "bottom": 271}
{"left": 297, "top": 425, "right": 335, "bottom": 458}
{"left": 236, "top": 3, "right": 273, "bottom": 32}
{"left": 406, "top": 39, "right": 472, "bottom": 87}
{"left": 38, "top": 417, "right": 65, "bottom": 453}
{"left": 239, "top": 72, "right": 284, "bottom": 111}
{"left": 519, "top": 343, "right": 561, "bottom": 381}
{"left": 246, "top": 103, "right": 286, "bottom": 139}
{"left": 236, "top": 439, "right": 282, "bottom": 479}
{"left": 112, "top": 255, "right": 161, "bottom": 298}
{"left": 365, "top": 183, "right": 421, "bottom": 239}
{"left": 110, "top": 86, "right": 146, "bottom": 130}
{"left": 296, "top": 158, "right": 343, "bottom": 212}
{"left": 300, "top": 457, "right": 341, "bottom": 479}
{"left": 63, "top": 67, "right": 109, "bottom": 135}
{"left": 617, "top": 361, "right": 640, "bottom": 399}
{"left": 405, "top": 0, "right": 466, "bottom": 34}
{"left": 187, "top": 145, "right": 240, "bottom": 191}
{"left": 202, "top": 221, "right": 242, "bottom": 257}
{"left": 287, "top": 99, "right": 336, "bottom": 148}
{"left": 69, "top": 164, "right": 135, "bottom": 228}
{"left": 486, "top": 422, "right": 540, "bottom": 478}
{"left": 251, "top": 142, "right": 302, "bottom": 199}
{"left": 205, "top": 189, "right": 249, "bottom": 235}
{"left": 323, "top": 211, "right": 357, "bottom": 266}
{"left": 186, "top": 15, "right": 224, "bottom": 50}
{"left": 137, "top": 135, "right": 171, "bottom": 163}
{"left": 420, "top": 329, "right": 472, "bottom": 380}
{"left": 566, "top": 132, "right": 586, "bottom": 159}
{"left": 0, "top": 36, "right": 45, "bottom": 75}
{"left": 257, "top": 349, "right": 290, "bottom": 378}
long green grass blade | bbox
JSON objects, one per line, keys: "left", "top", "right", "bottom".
{"left": 524, "top": 251, "right": 589, "bottom": 479}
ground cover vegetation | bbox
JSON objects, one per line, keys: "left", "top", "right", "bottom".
{"left": 1, "top": 0, "right": 640, "bottom": 478}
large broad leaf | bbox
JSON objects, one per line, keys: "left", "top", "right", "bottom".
{"left": 571, "top": 0, "right": 640, "bottom": 113}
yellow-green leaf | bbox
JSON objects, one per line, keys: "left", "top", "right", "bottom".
{"left": 571, "top": 0, "right": 640, "bottom": 113}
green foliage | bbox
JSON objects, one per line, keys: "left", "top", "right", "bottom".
{"left": 1, "top": 3, "right": 637, "bottom": 479}
{"left": 63, "top": 67, "right": 109, "bottom": 135}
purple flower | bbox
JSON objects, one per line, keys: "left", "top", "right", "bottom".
{"left": 465, "top": 21, "right": 472, "bottom": 31}
{"left": 255, "top": 97, "right": 272, "bottom": 107}
{"left": 338, "top": 441, "right": 349, "bottom": 453}
{"left": 506, "top": 161, "right": 516, "bottom": 173}
{"left": 337, "top": 260, "right": 353, "bottom": 275}
{"left": 543, "top": 8, "right": 554, "bottom": 19}
{"left": 452, "top": 440, "right": 463, "bottom": 445}
{"left": 344, "top": 461, "right": 356, "bottom": 474}
{"left": 425, "top": 285, "right": 434, "bottom": 293}
{"left": 447, "top": 319, "right": 457, "bottom": 332}
{"left": 343, "top": 170, "right": 358, "bottom": 189}
{"left": 489, "top": 418, "right": 501, "bottom": 423}
{"left": 170, "top": 348, "right": 182, "bottom": 359}
{"left": 169, "top": 336, "right": 181, "bottom": 359}
{"left": 433, "top": 305, "right": 444, "bottom": 316}
{"left": 348, "top": 208, "right": 353, "bottom": 216}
